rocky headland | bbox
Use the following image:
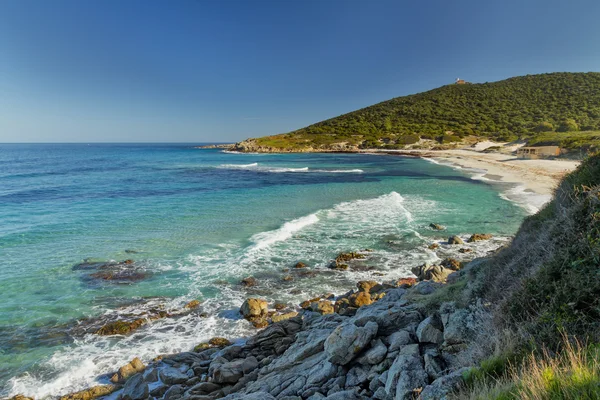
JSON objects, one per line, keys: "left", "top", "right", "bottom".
{"left": 7, "top": 232, "right": 507, "bottom": 400}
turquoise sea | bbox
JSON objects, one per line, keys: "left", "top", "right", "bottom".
{"left": 0, "top": 144, "right": 528, "bottom": 397}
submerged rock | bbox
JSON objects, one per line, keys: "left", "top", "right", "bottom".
{"left": 97, "top": 319, "right": 146, "bottom": 336}
{"left": 241, "top": 276, "right": 258, "bottom": 287}
{"left": 294, "top": 262, "right": 307, "bottom": 269}
{"left": 467, "top": 233, "right": 493, "bottom": 242}
{"left": 329, "top": 252, "right": 366, "bottom": 269}
{"left": 429, "top": 223, "right": 445, "bottom": 231}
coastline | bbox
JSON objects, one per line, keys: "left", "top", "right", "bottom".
{"left": 362, "top": 149, "right": 580, "bottom": 214}
{"left": 362, "top": 149, "right": 579, "bottom": 198}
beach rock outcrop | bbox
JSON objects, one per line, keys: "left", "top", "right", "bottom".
{"left": 468, "top": 233, "right": 493, "bottom": 242}
{"left": 411, "top": 263, "right": 453, "bottom": 282}
{"left": 240, "top": 298, "right": 268, "bottom": 321}
{"left": 58, "top": 385, "right": 117, "bottom": 400}
{"left": 448, "top": 235, "right": 464, "bottom": 245}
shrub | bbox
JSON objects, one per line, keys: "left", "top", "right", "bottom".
{"left": 557, "top": 118, "right": 580, "bottom": 132}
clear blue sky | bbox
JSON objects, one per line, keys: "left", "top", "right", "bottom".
{"left": 1, "top": 0, "right": 599, "bottom": 143}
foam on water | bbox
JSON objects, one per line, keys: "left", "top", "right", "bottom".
{"left": 249, "top": 213, "right": 320, "bottom": 251}
{"left": 217, "top": 163, "right": 363, "bottom": 174}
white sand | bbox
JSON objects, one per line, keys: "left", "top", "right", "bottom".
{"left": 362, "top": 148, "right": 580, "bottom": 213}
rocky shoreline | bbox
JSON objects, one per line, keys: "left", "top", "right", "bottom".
{"left": 7, "top": 231, "right": 503, "bottom": 400}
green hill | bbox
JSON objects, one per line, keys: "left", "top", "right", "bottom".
{"left": 234, "top": 72, "right": 600, "bottom": 152}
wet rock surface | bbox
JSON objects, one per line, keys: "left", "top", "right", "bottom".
{"left": 53, "top": 246, "right": 497, "bottom": 400}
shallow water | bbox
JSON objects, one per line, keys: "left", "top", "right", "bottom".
{"left": 0, "top": 143, "right": 527, "bottom": 397}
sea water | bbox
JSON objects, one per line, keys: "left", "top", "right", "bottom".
{"left": 0, "top": 144, "right": 528, "bottom": 397}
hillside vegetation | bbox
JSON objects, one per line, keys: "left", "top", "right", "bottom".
{"left": 454, "top": 152, "right": 600, "bottom": 399}
{"left": 235, "top": 72, "right": 600, "bottom": 152}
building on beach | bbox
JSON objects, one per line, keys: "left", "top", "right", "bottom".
{"left": 517, "top": 146, "right": 561, "bottom": 159}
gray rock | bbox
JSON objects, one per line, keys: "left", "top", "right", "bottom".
{"left": 121, "top": 373, "right": 148, "bottom": 400}
{"left": 443, "top": 308, "right": 474, "bottom": 345}
{"left": 384, "top": 344, "right": 428, "bottom": 400}
{"left": 324, "top": 388, "right": 362, "bottom": 399}
{"left": 356, "top": 339, "right": 387, "bottom": 365}
{"left": 187, "top": 381, "right": 222, "bottom": 395}
{"left": 213, "top": 358, "right": 255, "bottom": 384}
{"left": 419, "top": 368, "right": 469, "bottom": 400}
{"left": 387, "top": 330, "right": 413, "bottom": 352}
{"left": 223, "top": 391, "right": 277, "bottom": 400}
{"left": 414, "top": 281, "right": 440, "bottom": 295}
{"left": 423, "top": 346, "right": 445, "bottom": 380}
{"left": 324, "top": 321, "right": 378, "bottom": 365}
{"left": 307, "top": 394, "right": 327, "bottom": 400}
{"left": 416, "top": 315, "right": 444, "bottom": 344}
{"left": 353, "top": 302, "right": 422, "bottom": 335}
{"left": 142, "top": 367, "right": 158, "bottom": 382}
{"left": 163, "top": 384, "right": 185, "bottom": 400}
{"left": 345, "top": 365, "right": 369, "bottom": 387}
{"left": 159, "top": 366, "right": 189, "bottom": 385}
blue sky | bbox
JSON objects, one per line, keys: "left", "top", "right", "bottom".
{"left": 0, "top": 0, "right": 599, "bottom": 143}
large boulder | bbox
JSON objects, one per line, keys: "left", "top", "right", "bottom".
{"left": 348, "top": 291, "right": 372, "bottom": 308}
{"left": 159, "top": 366, "right": 189, "bottom": 385}
{"left": 212, "top": 356, "right": 258, "bottom": 384}
{"left": 324, "top": 321, "right": 378, "bottom": 365}
{"left": 355, "top": 338, "right": 387, "bottom": 365}
{"left": 384, "top": 344, "right": 428, "bottom": 400}
{"left": 240, "top": 298, "right": 268, "bottom": 321}
{"left": 121, "top": 373, "right": 148, "bottom": 400}
{"left": 411, "top": 263, "right": 453, "bottom": 282}
{"left": 416, "top": 315, "right": 444, "bottom": 344}
{"left": 310, "top": 300, "right": 335, "bottom": 315}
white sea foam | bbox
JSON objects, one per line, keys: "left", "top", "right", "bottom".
{"left": 219, "top": 162, "right": 259, "bottom": 168}
{"left": 499, "top": 185, "right": 551, "bottom": 214}
{"left": 217, "top": 163, "right": 363, "bottom": 174}
{"left": 249, "top": 213, "right": 320, "bottom": 251}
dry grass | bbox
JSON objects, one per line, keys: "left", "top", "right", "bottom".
{"left": 454, "top": 338, "right": 600, "bottom": 400}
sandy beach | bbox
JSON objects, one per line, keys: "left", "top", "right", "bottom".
{"left": 362, "top": 147, "right": 581, "bottom": 213}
